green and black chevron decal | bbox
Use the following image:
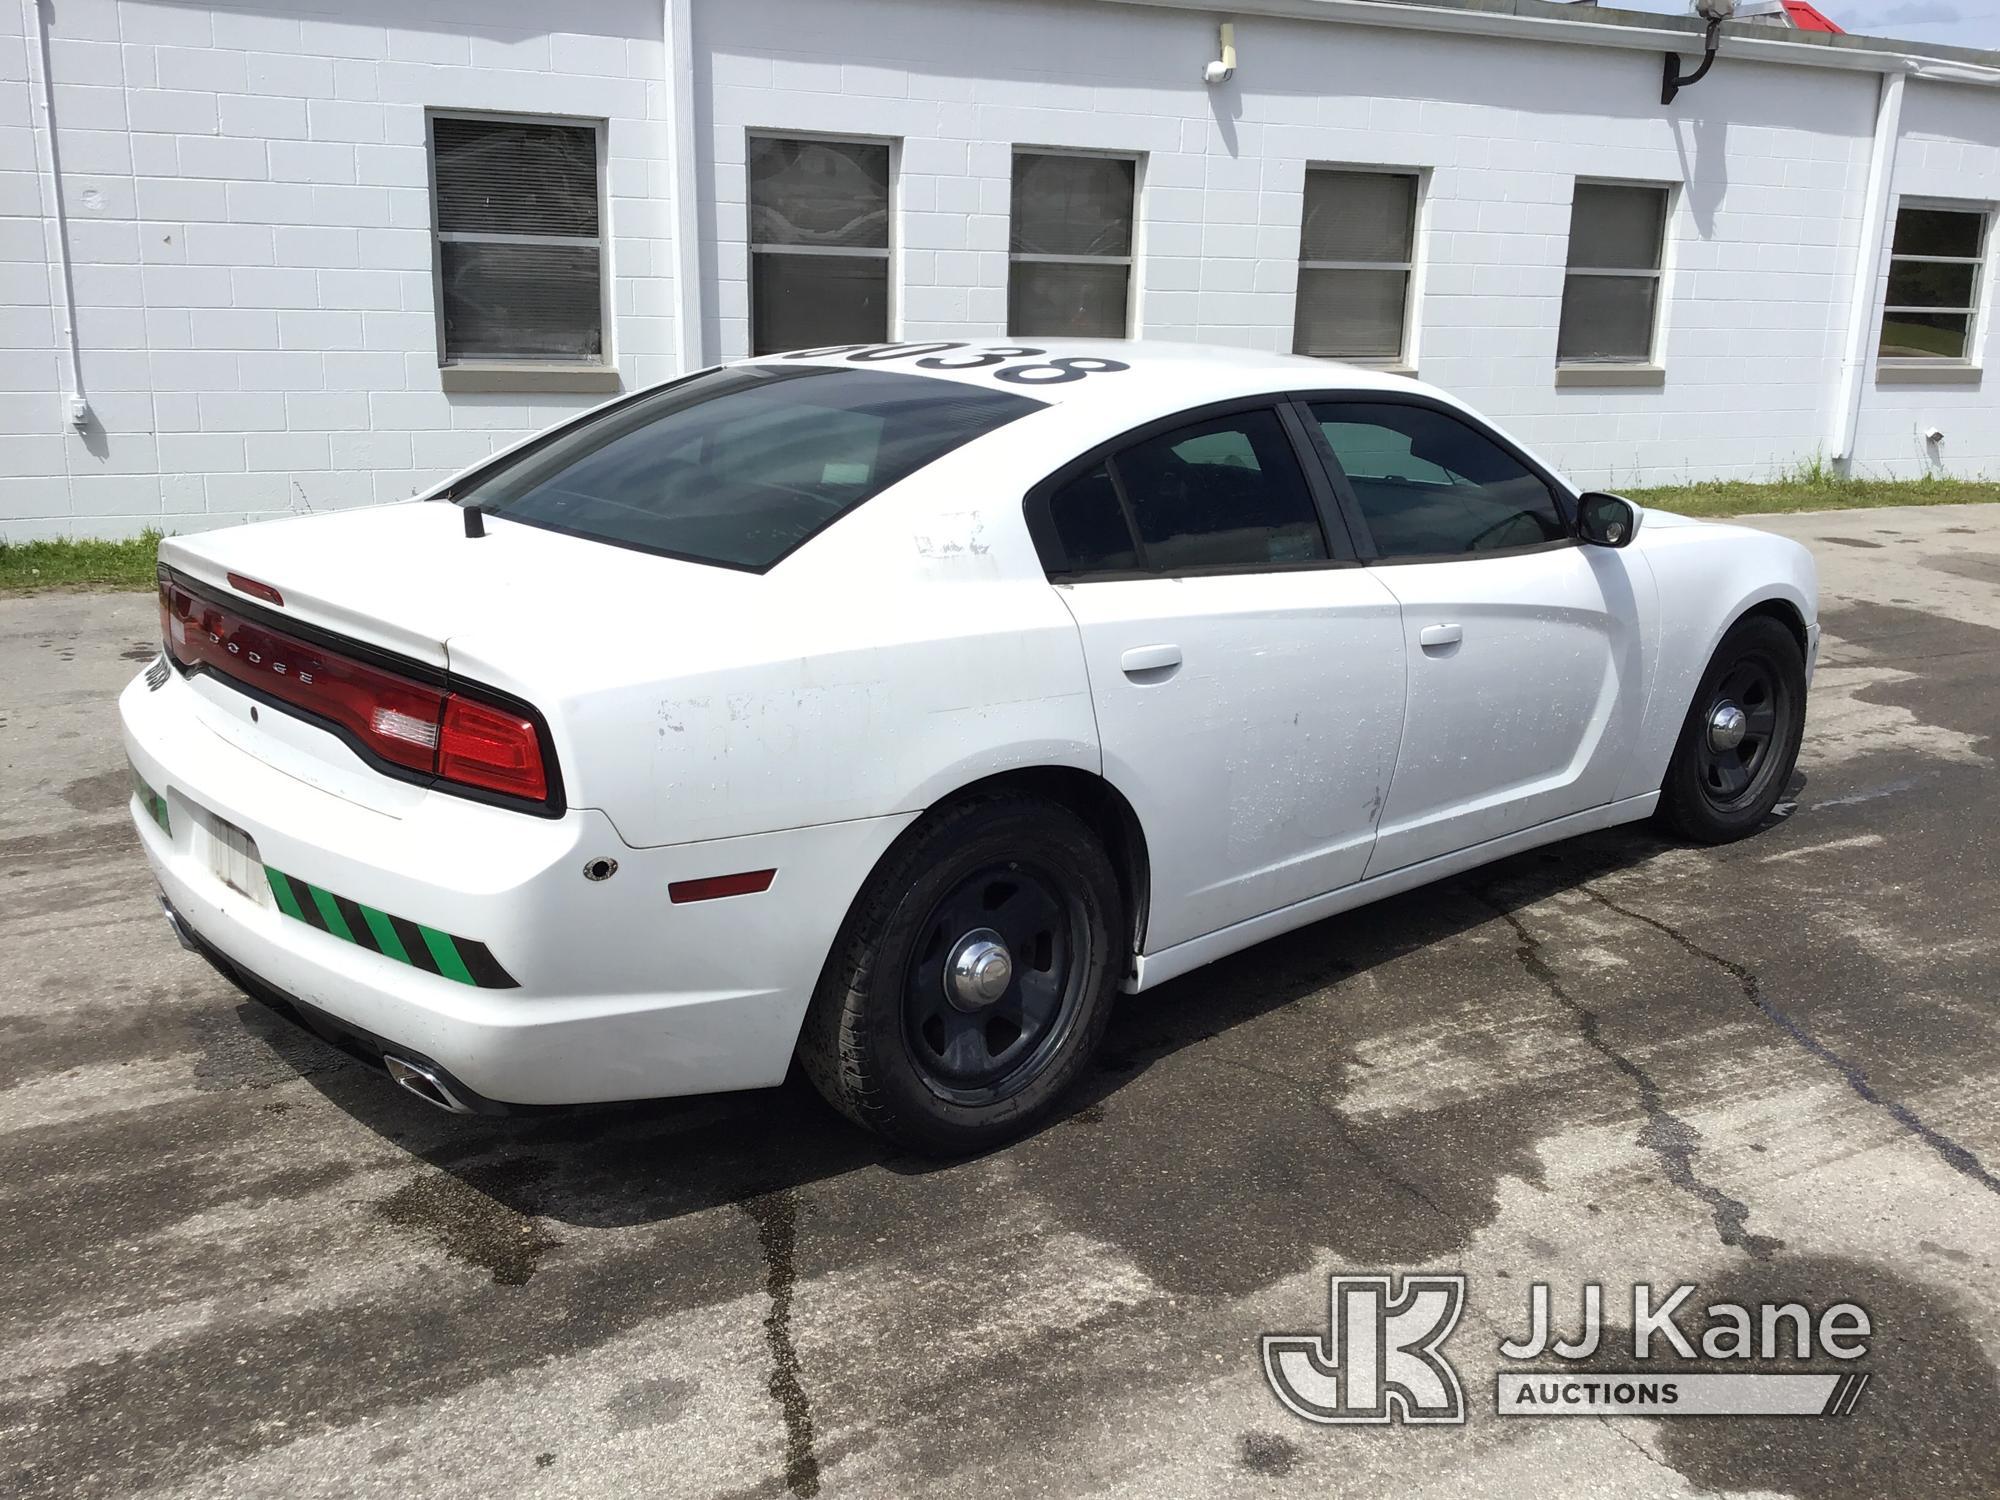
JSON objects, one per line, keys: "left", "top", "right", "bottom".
{"left": 263, "top": 867, "right": 517, "bottom": 989}
{"left": 131, "top": 767, "right": 170, "bottom": 835}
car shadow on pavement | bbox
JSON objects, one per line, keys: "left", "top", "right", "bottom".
{"left": 266, "top": 802, "right": 1760, "bottom": 1257}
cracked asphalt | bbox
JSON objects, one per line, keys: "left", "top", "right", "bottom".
{"left": 3, "top": 503, "right": 1998, "bottom": 1498}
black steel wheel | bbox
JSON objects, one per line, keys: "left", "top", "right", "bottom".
{"left": 1694, "top": 654, "right": 1786, "bottom": 812}
{"left": 797, "top": 794, "right": 1123, "bottom": 1154}
{"left": 1658, "top": 613, "right": 1807, "bottom": 843}
{"left": 902, "top": 863, "right": 1085, "bottom": 1105}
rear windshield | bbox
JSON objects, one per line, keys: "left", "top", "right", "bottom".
{"left": 451, "top": 364, "right": 1043, "bottom": 570}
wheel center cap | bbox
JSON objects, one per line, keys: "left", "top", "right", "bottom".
{"left": 1708, "top": 701, "right": 1749, "bottom": 752}
{"left": 945, "top": 929, "right": 1013, "bottom": 1012}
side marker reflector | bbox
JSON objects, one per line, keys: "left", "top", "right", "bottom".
{"left": 668, "top": 869, "right": 777, "bottom": 904}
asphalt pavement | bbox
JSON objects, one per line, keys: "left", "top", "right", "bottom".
{"left": 2, "top": 503, "right": 1997, "bottom": 1499}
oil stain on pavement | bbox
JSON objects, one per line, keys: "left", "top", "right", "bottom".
{"left": 375, "top": 1162, "right": 563, "bottom": 1287}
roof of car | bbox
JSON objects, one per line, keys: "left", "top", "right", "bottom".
{"left": 740, "top": 339, "right": 1427, "bottom": 410}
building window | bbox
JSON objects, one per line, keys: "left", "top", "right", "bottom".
{"left": 429, "top": 113, "right": 606, "bottom": 365}
{"left": 1294, "top": 168, "right": 1419, "bottom": 363}
{"left": 1557, "top": 182, "right": 1669, "bottom": 365}
{"left": 748, "top": 136, "right": 892, "bottom": 356}
{"left": 1880, "top": 203, "right": 1987, "bottom": 363}
{"left": 1009, "top": 151, "right": 1136, "bottom": 338}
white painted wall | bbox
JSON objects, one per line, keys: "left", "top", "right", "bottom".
{"left": 698, "top": 0, "right": 1898, "bottom": 488}
{"left": 4, "top": 0, "right": 1998, "bottom": 540}
{"left": 4, "top": 0, "right": 676, "bottom": 541}
{"left": 1853, "top": 79, "right": 2000, "bottom": 477}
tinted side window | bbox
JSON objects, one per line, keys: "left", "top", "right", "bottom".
{"left": 1109, "top": 408, "right": 1327, "bottom": 571}
{"left": 1310, "top": 402, "right": 1567, "bottom": 559}
{"left": 1046, "top": 463, "right": 1138, "bottom": 574}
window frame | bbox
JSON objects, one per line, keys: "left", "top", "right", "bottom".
{"left": 425, "top": 108, "right": 613, "bottom": 372}
{"left": 1297, "top": 391, "right": 1582, "bottom": 566}
{"left": 745, "top": 130, "right": 899, "bottom": 358}
{"left": 1007, "top": 146, "right": 1142, "bottom": 340}
{"left": 1556, "top": 178, "right": 1674, "bottom": 371}
{"left": 1025, "top": 392, "right": 1586, "bottom": 581}
{"left": 1878, "top": 197, "right": 1990, "bottom": 368}
{"left": 1023, "top": 396, "right": 1360, "bottom": 582}
{"left": 1293, "top": 163, "right": 1425, "bottom": 368}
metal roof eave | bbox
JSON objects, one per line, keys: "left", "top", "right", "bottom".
{"left": 1090, "top": 0, "right": 2000, "bottom": 85}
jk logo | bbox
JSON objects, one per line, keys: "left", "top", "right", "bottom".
{"left": 1262, "top": 1274, "right": 1468, "bottom": 1425}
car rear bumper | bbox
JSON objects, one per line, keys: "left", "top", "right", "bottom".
{"left": 121, "top": 664, "right": 913, "bottom": 1106}
{"left": 158, "top": 888, "right": 516, "bottom": 1114}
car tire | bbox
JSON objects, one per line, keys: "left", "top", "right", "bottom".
{"left": 797, "top": 794, "right": 1125, "bottom": 1155}
{"left": 1655, "top": 613, "right": 1807, "bottom": 844}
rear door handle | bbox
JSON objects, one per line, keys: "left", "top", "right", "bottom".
{"left": 1120, "top": 643, "right": 1183, "bottom": 677}
{"left": 1419, "top": 623, "right": 1463, "bottom": 649}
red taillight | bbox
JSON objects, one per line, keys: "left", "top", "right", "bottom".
{"left": 439, "top": 694, "right": 547, "bottom": 801}
{"left": 163, "top": 575, "right": 442, "bottom": 773}
{"left": 160, "top": 574, "right": 551, "bottom": 806}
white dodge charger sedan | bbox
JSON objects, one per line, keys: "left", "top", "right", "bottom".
{"left": 123, "top": 341, "right": 1816, "bottom": 1151}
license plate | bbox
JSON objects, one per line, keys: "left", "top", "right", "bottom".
{"left": 190, "top": 805, "right": 271, "bottom": 909}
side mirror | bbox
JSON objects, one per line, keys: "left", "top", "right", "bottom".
{"left": 1576, "top": 491, "right": 1641, "bottom": 548}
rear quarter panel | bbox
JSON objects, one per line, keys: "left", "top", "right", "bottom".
{"left": 447, "top": 417, "right": 1107, "bottom": 850}
{"left": 1617, "top": 513, "right": 1818, "bottom": 801}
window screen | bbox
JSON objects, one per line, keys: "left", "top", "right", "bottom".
{"left": 1557, "top": 183, "right": 1668, "bottom": 364}
{"left": 1008, "top": 153, "right": 1136, "bottom": 338}
{"left": 1312, "top": 401, "right": 1566, "bottom": 559}
{"left": 750, "top": 137, "right": 892, "bottom": 355}
{"left": 1294, "top": 170, "right": 1418, "bottom": 362}
{"left": 430, "top": 115, "right": 604, "bottom": 363}
{"left": 1879, "top": 204, "right": 1986, "bottom": 362}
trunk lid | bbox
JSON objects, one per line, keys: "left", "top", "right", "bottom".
{"left": 159, "top": 501, "right": 764, "bottom": 819}
{"left": 164, "top": 502, "right": 527, "bottom": 669}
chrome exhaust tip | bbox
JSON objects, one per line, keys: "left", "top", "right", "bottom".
{"left": 157, "top": 893, "right": 202, "bottom": 954}
{"left": 384, "top": 1055, "right": 476, "bottom": 1116}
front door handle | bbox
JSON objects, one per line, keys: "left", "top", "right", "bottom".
{"left": 1120, "top": 643, "right": 1183, "bottom": 677}
{"left": 1419, "top": 623, "right": 1463, "bottom": 650}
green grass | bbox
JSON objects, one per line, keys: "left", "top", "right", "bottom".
{"left": 1627, "top": 470, "right": 2000, "bottom": 518}
{"left": 0, "top": 530, "right": 160, "bottom": 594}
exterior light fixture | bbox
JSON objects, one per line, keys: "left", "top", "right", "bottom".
{"left": 1203, "top": 22, "right": 1236, "bottom": 85}
{"left": 1663, "top": 0, "right": 1736, "bottom": 105}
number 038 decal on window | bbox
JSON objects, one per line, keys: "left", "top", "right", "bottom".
{"left": 779, "top": 342, "right": 1130, "bottom": 385}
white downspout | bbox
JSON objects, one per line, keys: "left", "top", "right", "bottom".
{"left": 1829, "top": 64, "right": 1909, "bottom": 468}
{"left": 665, "top": 0, "right": 705, "bottom": 373}
{"left": 22, "top": 0, "right": 87, "bottom": 428}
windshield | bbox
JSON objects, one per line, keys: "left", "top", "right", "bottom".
{"left": 451, "top": 364, "right": 1043, "bottom": 570}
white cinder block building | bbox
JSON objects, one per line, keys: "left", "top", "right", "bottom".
{"left": 6, "top": 0, "right": 2000, "bottom": 540}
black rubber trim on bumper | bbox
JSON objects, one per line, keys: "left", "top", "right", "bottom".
{"left": 160, "top": 889, "right": 525, "bottom": 1117}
